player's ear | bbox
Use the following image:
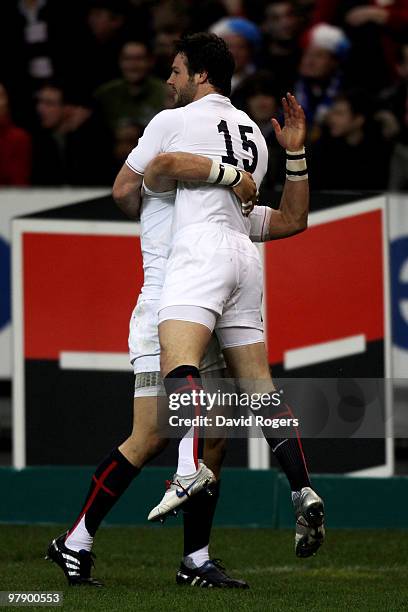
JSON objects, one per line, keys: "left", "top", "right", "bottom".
{"left": 196, "top": 71, "right": 208, "bottom": 84}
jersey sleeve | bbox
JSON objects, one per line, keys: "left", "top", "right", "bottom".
{"left": 249, "top": 205, "right": 272, "bottom": 242}
{"left": 254, "top": 127, "right": 269, "bottom": 189}
{"left": 126, "top": 109, "right": 184, "bottom": 175}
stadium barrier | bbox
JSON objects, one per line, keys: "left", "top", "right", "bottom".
{"left": 0, "top": 188, "right": 109, "bottom": 379}
{"left": 11, "top": 194, "right": 392, "bottom": 476}
{"left": 0, "top": 466, "right": 407, "bottom": 529}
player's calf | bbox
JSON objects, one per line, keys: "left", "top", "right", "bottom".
{"left": 248, "top": 390, "right": 326, "bottom": 556}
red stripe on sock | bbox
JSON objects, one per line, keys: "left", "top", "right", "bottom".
{"left": 170, "top": 383, "right": 197, "bottom": 395}
{"left": 92, "top": 474, "right": 116, "bottom": 496}
{"left": 187, "top": 374, "right": 203, "bottom": 470}
{"left": 285, "top": 403, "right": 310, "bottom": 478}
{"left": 66, "top": 460, "right": 118, "bottom": 539}
{"left": 192, "top": 430, "right": 199, "bottom": 470}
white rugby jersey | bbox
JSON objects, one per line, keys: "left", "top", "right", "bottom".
{"left": 127, "top": 93, "right": 268, "bottom": 237}
{"left": 139, "top": 185, "right": 174, "bottom": 300}
{"left": 139, "top": 185, "right": 272, "bottom": 300}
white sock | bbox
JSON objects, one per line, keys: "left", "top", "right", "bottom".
{"left": 64, "top": 515, "right": 93, "bottom": 552}
{"left": 177, "top": 427, "right": 198, "bottom": 476}
{"left": 184, "top": 545, "right": 209, "bottom": 568}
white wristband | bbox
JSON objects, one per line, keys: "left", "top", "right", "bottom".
{"left": 286, "top": 147, "right": 308, "bottom": 181}
{"left": 286, "top": 147, "right": 306, "bottom": 156}
{"left": 208, "top": 160, "right": 242, "bottom": 187}
{"left": 286, "top": 173, "right": 308, "bottom": 182}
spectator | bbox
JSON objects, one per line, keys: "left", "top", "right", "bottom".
{"left": 210, "top": 17, "right": 262, "bottom": 93}
{"left": 31, "top": 83, "right": 112, "bottom": 186}
{"left": 113, "top": 119, "right": 143, "bottom": 174}
{"left": 94, "top": 41, "right": 167, "bottom": 133}
{"left": 0, "top": 84, "right": 31, "bottom": 186}
{"left": 66, "top": 0, "right": 134, "bottom": 100}
{"left": 295, "top": 23, "right": 350, "bottom": 140}
{"left": 260, "top": 0, "right": 304, "bottom": 96}
{"left": 153, "top": 29, "right": 183, "bottom": 80}
{"left": 151, "top": 0, "right": 191, "bottom": 34}
{"left": 0, "top": 0, "right": 80, "bottom": 128}
{"left": 310, "top": 89, "right": 391, "bottom": 190}
{"left": 311, "top": 0, "right": 408, "bottom": 92}
{"left": 378, "top": 42, "right": 408, "bottom": 190}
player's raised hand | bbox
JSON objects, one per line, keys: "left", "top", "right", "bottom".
{"left": 233, "top": 170, "right": 257, "bottom": 216}
{"left": 271, "top": 93, "right": 306, "bottom": 152}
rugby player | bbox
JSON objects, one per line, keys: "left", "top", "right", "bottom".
{"left": 46, "top": 33, "right": 323, "bottom": 590}
{"left": 45, "top": 161, "right": 257, "bottom": 589}
{"left": 45, "top": 133, "right": 310, "bottom": 590}
{"left": 114, "top": 33, "right": 324, "bottom": 561}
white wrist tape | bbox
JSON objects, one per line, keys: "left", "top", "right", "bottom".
{"left": 208, "top": 160, "right": 242, "bottom": 187}
{"left": 286, "top": 148, "right": 306, "bottom": 155}
{"left": 286, "top": 147, "right": 308, "bottom": 182}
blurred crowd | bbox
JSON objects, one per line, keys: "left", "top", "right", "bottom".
{"left": 1, "top": 0, "right": 408, "bottom": 192}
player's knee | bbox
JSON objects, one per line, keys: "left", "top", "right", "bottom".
{"left": 125, "top": 430, "right": 168, "bottom": 466}
{"left": 159, "top": 351, "right": 171, "bottom": 378}
{"left": 158, "top": 343, "right": 175, "bottom": 378}
{"left": 144, "top": 432, "right": 168, "bottom": 459}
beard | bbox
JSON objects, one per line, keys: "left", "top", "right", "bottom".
{"left": 174, "top": 77, "right": 198, "bottom": 107}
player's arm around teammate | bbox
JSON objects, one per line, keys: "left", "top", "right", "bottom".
{"left": 143, "top": 94, "right": 308, "bottom": 241}
{"left": 113, "top": 164, "right": 143, "bottom": 219}
{"left": 157, "top": 92, "right": 309, "bottom": 380}
{"left": 144, "top": 152, "right": 258, "bottom": 207}
{"left": 112, "top": 144, "right": 258, "bottom": 220}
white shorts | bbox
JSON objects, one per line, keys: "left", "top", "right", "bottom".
{"left": 159, "top": 305, "right": 264, "bottom": 349}
{"left": 128, "top": 296, "right": 225, "bottom": 397}
{"left": 158, "top": 223, "right": 264, "bottom": 331}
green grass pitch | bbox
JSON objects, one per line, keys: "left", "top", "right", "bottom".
{"left": 1, "top": 525, "right": 408, "bottom": 611}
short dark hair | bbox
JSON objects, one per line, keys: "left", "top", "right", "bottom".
{"left": 175, "top": 33, "right": 235, "bottom": 97}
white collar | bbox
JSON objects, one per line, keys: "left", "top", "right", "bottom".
{"left": 187, "top": 93, "right": 231, "bottom": 108}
